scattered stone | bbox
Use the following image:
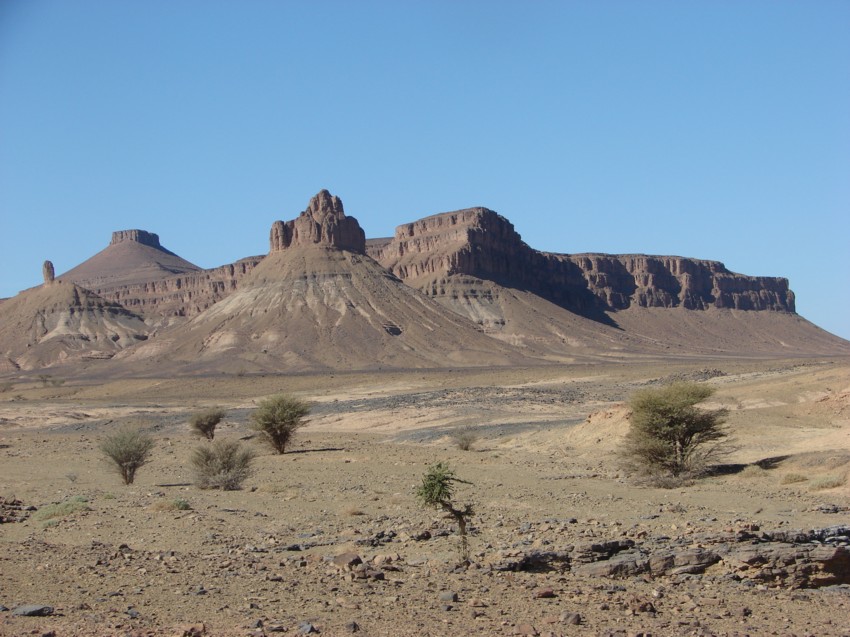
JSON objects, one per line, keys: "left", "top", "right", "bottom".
{"left": 344, "top": 621, "right": 360, "bottom": 633}
{"left": 333, "top": 552, "right": 363, "bottom": 570}
{"left": 534, "top": 587, "right": 556, "bottom": 599}
{"left": 438, "top": 591, "right": 459, "bottom": 602}
{"left": 298, "top": 621, "right": 319, "bottom": 634}
{"left": 513, "top": 623, "right": 539, "bottom": 636}
{"left": 560, "top": 611, "right": 582, "bottom": 625}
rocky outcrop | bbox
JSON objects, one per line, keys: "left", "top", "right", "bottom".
{"left": 367, "top": 207, "right": 796, "bottom": 314}
{"left": 42, "top": 261, "right": 54, "bottom": 284}
{"left": 110, "top": 229, "right": 163, "bottom": 248}
{"left": 489, "top": 525, "right": 850, "bottom": 589}
{"left": 270, "top": 190, "right": 366, "bottom": 253}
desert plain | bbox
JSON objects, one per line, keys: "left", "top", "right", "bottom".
{"left": 1, "top": 355, "right": 849, "bottom": 637}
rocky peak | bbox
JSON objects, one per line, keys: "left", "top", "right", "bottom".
{"left": 42, "top": 260, "right": 55, "bottom": 284}
{"left": 269, "top": 190, "right": 366, "bottom": 253}
{"left": 110, "top": 229, "right": 162, "bottom": 248}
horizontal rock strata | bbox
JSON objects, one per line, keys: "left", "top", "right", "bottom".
{"left": 367, "top": 208, "right": 795, "bottom": 313}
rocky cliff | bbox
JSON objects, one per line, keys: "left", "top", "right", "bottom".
{"left": 367, "top": 208, "right": 795, "bottom": 314}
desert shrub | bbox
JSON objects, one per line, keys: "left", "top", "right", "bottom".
{"left": 808, "top": 475, "right": 846, "bottom": 491}
{"left": 781, "top": 472, "right": 808, "bottom": 485}
{"left": 251, "top": 394, "right": 311, "bottom": 454}
{"left": 151, "top": 497, "right": 192, "bottom": 511}
{"left": 739, "top": 465, "right": 768, "bottom": 479}
{"left": 34, "top": 495, "right": 90, "bottom": 522}
{"left": 451, "top": 427, "right": 479, "bottom": 451}
{"left": 189, "top": 407, "right": 226, "bottom": 440}
{"left": 190, "top": 439, "right": 254, "bottom": 490}
{"left": 417, "top": 462, "right": 474, "bottom": 563}
{"left": 620, "top": 382, "right": 729, "bottom": 481}
{"left": 99, "top": 427, "right": 155, "bottom": 485}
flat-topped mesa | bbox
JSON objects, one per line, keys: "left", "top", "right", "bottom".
{"left": 371, "top": 207, "right": 541, "bottom": 283}
{"left": 367, "top": 207, "right": 796, "bottom": 314}
{"left": 269, "top": 190, "right": 366, "bottom": 253}
{"left": 111, "top": 229, "right": 162, "bottom": 248}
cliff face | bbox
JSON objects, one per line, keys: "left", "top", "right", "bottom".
{"left": 367, "top": 208, "right": 795, "bottom": 313}
{"left": 89, "top": 257, "right": 263, "bottom": 321}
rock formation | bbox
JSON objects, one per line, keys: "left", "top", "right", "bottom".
{"left": 109, "top": 229, "right": 162, "bottom": 248}
{"left": 60, "top": 228, "right": 202, "bottom": 291}
{"left": 5, "top": 191, "right": 845, "bottom": 371}
{"left": 116, "top": 192, "right": 530, "bottom": 374}
{"left": 270, "top": 190, "right": 366, "bottom": 253}
{"left": 42, "top": 260, "right": 54, "bottom": 284}
{"left": 0, "top": 281, "right": 150, "bottom": 370}
{"left": 367, "top": 207, "right": 795, "bottom": 314}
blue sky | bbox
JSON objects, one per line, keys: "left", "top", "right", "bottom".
{"left": 1, "top": 1, "right": 848, "bottom": 340}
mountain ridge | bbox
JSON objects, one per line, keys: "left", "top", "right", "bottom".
{"left": 3, "top": 190, "right": 847, "bottom": 373}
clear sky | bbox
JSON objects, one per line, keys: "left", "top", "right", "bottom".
{"left": 1, "top": 1, "right": 848, "bottom": 340}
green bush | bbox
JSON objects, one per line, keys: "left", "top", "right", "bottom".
{"left": 620, "top": 382, "right": 729, "bottom": 481}
{"left": 189, "top": 407, "right": 226, "bottom": 440}
{"left": 417, "top": 462, "right": 474, "bottom": 563}
{"left": 34, "top": 495, "right": 90, "bottom": 522}
{"left": 99, "top": 427, "right": 155, "bottom": 485}
{"left": 190, "top": 439, "right": 254, "bottom": 490}
{"left": 251, "top": 394, "right": 311, "bottom": 454}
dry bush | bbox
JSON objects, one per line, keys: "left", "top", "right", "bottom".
{"left": 251, "top": 394, "right": 311, "bottom": 454}
{"left": 781, "top": 472, "right": 808, "bottom": 485}
{"left": 189, "top": 407, "right": 226, "bottom": 440}
{"left": 451, "top": 427, "right": 479, "bottom": 451}
{"left": 100, "top": 427, "right": 154, "bottom": 485}
{"left": 191, "top": 439, "right": 254, "bottom": 490}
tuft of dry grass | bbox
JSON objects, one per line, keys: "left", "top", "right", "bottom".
{"left": 781, "top": 472, "right": 808, "bottom": 485}
{"left": 739, "top": 465, "right": 768, "bottom": 479}
{"left": 808, "top": 475, "right": 847, "bottom": 491}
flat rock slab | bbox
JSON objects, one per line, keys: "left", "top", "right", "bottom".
{"left": 12, "top": 604, "right": 54, "bottom": 616}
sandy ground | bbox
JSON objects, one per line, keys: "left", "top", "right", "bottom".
{"left": 1, "top": 357, "right": 849, "bottom": 636}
